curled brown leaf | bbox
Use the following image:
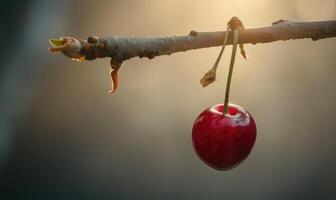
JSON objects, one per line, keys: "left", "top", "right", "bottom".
{"left": 200, "top": 70, "right": 216, "bottom": 87}
{"left": 108, "top": 68, "right": 119, "bottom": 94}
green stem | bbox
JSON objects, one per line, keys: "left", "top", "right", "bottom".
{"left": 223, "top": 29, "right": 239, "bottom": 114}
{"left": 211, "top": 27, "right": 230, "bottom": 72}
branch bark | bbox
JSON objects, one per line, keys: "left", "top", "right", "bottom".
{"left": 49, "top": 19, "right": 336, "bottom": 93}
{"left": 66, "top": 20, "right": 336, "bottom": 62}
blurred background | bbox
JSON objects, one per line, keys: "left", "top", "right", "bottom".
{"left": 0, "top": 0, "right": 335, "bottom": 199}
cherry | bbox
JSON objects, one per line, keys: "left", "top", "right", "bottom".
{"left": 192, "top": 103, "right": 256, "bottom": 170}
{"left": 192, "top": 18, "right": 256, "bottom": 170}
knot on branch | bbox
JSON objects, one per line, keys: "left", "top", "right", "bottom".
{"left": 79, "top": 36, "right": 109, "bottom": 60}
{"left": 228, "top": 17, "right": 245, "bottom": 30}
{"left": 189, "top": 30, "right": 198, "bottom": 37}
{"left": 139, "top": 49, "right": 159, "bottom": 59}
{"left": 228, "top": 17, "right": 247, "bottom": 59}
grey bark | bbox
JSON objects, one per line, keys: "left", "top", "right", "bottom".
{"left": 80, "top": 20, "right": 336, "bottom": 62}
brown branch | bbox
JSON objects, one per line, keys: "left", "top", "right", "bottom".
{"left": 49, "top": 19, "right": 336, "bottom": 93}
{"left": 53, "top": 20, "right": 336, "bottom": 61}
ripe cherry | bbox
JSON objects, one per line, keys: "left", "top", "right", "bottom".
{"left": 192, "top": 103, "right": 256, "bottom": 170}
{"left": 193, "top": 18, "right": 256, "bottom": 170}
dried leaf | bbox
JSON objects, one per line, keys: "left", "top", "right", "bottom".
{"left": 200, "top": 70, "right": 216, "bottom": 87}
{"left": 108, "top": 68, "right": 119, "bottom": 94}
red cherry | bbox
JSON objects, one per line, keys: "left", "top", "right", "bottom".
{"left": 192, "top": 104, "right": 257, "bottom": 170}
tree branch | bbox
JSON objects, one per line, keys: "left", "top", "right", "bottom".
{"left": 49, "top": 20, "right": 336, "bottom": 62}
{"left": 49, "top": 19, "right": 336, "bottom": 93}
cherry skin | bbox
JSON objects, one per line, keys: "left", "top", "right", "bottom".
{"left": 192, "top": 104, "right": 257, "bottom": 170}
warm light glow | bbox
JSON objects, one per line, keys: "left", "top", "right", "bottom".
{"left": 296, "top": 0, "right": 336, "bottom": 21}
{"left": 232, "top": 0, "right": 267, "bottom": 7}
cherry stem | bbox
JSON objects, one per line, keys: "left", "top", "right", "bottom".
{"left": 223, "top": 29, "right": 239, "bottom": 114}
{"left": 211, "top": 27, "right": 230, "bottom": 72}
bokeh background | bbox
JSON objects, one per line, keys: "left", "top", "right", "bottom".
{"left": 0, "top": 0, "right": 336, "bottom": 199}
